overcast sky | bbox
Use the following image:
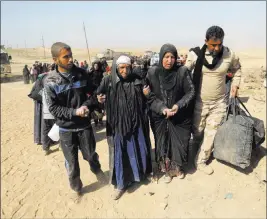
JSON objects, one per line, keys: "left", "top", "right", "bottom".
{"left": 1, "top": 1, "right": 266, "bottom": 50}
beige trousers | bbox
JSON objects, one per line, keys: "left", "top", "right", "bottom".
{"left": 192, "top": 97, "right": 226, "bottom": 165}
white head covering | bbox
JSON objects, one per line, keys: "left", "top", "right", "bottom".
{"left": 116, "top": 55, "right": 131, "bottom": 66}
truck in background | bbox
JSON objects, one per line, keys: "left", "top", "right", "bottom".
{"left": 0, "top": 48, "right": 12, "bottom": 81}
{"left": 97, "top": 49, "right": 131, "bottom": 61}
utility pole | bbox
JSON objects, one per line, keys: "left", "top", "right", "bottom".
{"left": 83, "top": 21, "right": 91, "bottom": 65}
{"left": 42, "top": 35, "right": 46, "bottom": 59}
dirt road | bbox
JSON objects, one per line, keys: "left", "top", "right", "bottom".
{"left": 1, "top": 60, "right": 266, "bottom": 218}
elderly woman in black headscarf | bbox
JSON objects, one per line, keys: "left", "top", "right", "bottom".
{"left": 144, "top": 44, "right": 195, "bottom": 183}
{"left": 23, "top": 65, "right": 30, "bottom": 84}
{"left": 89, "top": 61, "right": 104, "bottom": 87}
{"left": 96, "top": 55, "right": 152, "bottom": 200}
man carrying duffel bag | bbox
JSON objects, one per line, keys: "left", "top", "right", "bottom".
{"left": 213, "top": 97, "right": 265, "bottom": 169}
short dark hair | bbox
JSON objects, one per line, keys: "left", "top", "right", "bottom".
{"left": 51, "top": 42, "right": 71, "bottom": 58}
{"left": 206, "top": 26, "right": 224, "bottom": 41}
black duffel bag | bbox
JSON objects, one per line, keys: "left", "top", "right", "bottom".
{"left": 214, "top": 97, "right": 265, "bottom": 169}
{"left": 234, "top": 97, "right": 265, "bottom": 148}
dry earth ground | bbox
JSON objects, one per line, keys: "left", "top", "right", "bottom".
{"left": 1, "top": 48, "right": 266, "bottom": 218}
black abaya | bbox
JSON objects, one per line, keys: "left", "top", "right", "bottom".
{"left": 23, "top": 66, "right": 30, "bottom": 84}
{"left": 146, "top": 44, "right": 195, "bottom": 175}
{"left": 34, "top": 101, "right": 43, "bottom": 145}
{"left": 96, "top": 58, "right": 152, "bottom": 187}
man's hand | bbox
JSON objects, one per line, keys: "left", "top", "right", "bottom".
{"left": 230, "top": 86, "right": 239, "bottom": 97}
{"left": 170, "top": 104, "right": 179, "bottom": 114}
{"left": 143, "top": 85, "right": 151, "bottom": 96}
{"left": 97, "top": 94, "right": 106, "bottom": 103}
{"left": 76, "top": 106, "right": 89, "bottom": 117}
{"left": 227, "top": 72, "right": 233, "bottom": 78}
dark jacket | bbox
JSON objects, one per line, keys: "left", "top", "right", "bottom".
{"left": 100, "top": 60, "right": 108, "bottom": 72}
{"left": 146, "top": 65, "right": 195, "bottom": 126}
{"left": 89, "top": 61, "right": 105, "bottom": 87}
{"left": 44, "top": 65, "right": 97, "bottom": 129}
{"left": 28, "top": 73, "right": 48, "bottom": 103}
{"left": 91, "top": 70, "right": 104, "bottom": 87}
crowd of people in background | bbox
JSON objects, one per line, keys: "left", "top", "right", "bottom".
{"left": 23, "top": 55, "right": 186, "bottom": 85}
{"left": 22, "top": 61, "right": 56, "bottom": 84}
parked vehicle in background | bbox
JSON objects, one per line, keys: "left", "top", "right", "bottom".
{"left": 97, "top": 49, "right": 131, "bottom": 61}
{"left": 142, "top": 50, "right": 153, "bottom": 59}
{"left": 150, "top": 53, "right": 159, "bottom": 66}
{"left": 0, "top": 49, "right": 12, "bottom": 81}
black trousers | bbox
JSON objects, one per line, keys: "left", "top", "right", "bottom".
{"left": 34, "top": 102, "right": 42, "bottom": 145}
{"left": 59, "top": 127, "right": 101, "bottom": 191}
{"left": 42, "top": 119, "right": 57, "bottom": 151}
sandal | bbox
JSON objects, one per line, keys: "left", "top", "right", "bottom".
{"left": 177, "top": 170, "right": 185, "bottom": 179}
{"left": 112, "top": 189, "right": 125, "bottom": 200}
{"left": 163, "top": 174, "right": 172, "bottom": 184}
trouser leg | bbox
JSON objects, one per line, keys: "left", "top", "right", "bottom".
{"left": 195, "top": 98, "right": 226, "bottom": 165}
{"left": 42, "top": 119, "right": 56, "bottom": 151}
{"left": 192, "top": 100, "right": 208, "bottom": 165}
{"left": 78, "top": 127, "right": 101, "bottom": 174}
{"left": 59, "top": 131, "right": 82, "bottom": 192}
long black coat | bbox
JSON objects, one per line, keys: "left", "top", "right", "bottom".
{"left": 96, "top": 73, "right": 152, "bottom": 184}
{"left": 146, "top": 65, "right": 195, "bottom": 166}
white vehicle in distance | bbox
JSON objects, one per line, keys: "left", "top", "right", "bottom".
{"left": 150, "top": 53, "right": 159, "bottom": 66}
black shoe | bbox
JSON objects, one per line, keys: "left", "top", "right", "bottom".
{"left": 44, "top": 149, "right": 51, "bottom": 156}
{"left": 71, "top": 180, "right": 83, "bottom": 194}
{"left": 95, "top": 169, "right": 107, "bottom": 184}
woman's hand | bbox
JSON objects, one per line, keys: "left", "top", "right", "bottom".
{"left": 170, "top": 104, "right": 179, "bottom": 114}
{"left": 143, "top": 85, "right": 151, "bottom": 96}
{"left": 162, "top": 108, "right": 174, "bottom": 119}
{"left": 162, "top": 104, "right": 178, "bottom": 119}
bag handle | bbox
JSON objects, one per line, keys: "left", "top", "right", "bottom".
{"left": 225, "top": 97, "right": 236, "bottom": 122}
{"left": 225, "top": 97, "right": 239, "bottom": 123}
{"left": 236, "top": 96, "right": 252, "bottom": 117}
{"left": 233, "top": 97, "right": 237, "bottom": 123}
{"left": 224, "top": 99, "right": 232, "bottom": 122}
